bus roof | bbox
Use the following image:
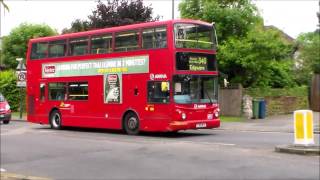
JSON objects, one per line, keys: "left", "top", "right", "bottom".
{"left": 29, "top": 19, "right": 213, "bottom": 43}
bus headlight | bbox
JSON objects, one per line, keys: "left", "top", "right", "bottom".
{"left": 181, "top": 113, "right": 187, "bottom": 120}
{"left": 214, "top": 109, "right": 219, "bottom": 118}
{"left": 5, "top": 104, "right": 10, "bottom": 111}
{"left": 214, "top": 111, "right": 219, "bottom": 118}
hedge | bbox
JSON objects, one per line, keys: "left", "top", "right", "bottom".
{"left": 0, "top": 70, "right": 26, "bottom": 111}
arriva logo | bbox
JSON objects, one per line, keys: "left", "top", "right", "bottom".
{"left": 150, "top": 73, "right": 167, "bottom": 80}
{"left": 194, "top": 104, "right": 207, "bottom": 109}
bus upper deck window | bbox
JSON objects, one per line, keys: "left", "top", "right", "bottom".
{"left": 115, "top": 30, "right": 139, "bottom": 52}
{"left": 48, "top": 40, "right": 67, "bottom": 58}
{"left": 91, "top": 34, "right": 113, "bottom": 54}
{"left": 142, "top": 27, "right": 167, "bottom": 49}
{"left": 69, "top": 37, "right": 88, "bottom": 56}
{"left": 31, "top": 42, "right": 48, "bottom": 60}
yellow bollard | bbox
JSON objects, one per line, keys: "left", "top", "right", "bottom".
{"left": 294, "top": 110, "right": 314, "bottom": 145}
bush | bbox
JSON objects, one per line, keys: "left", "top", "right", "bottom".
{"left": 0, "top": 70, "right": 25, "bottom": 111}
{"left": 245, "top": 86, "right": 308, "bottom": 97}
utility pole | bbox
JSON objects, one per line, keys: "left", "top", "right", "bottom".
{"left": 172, "top": 0, "right": 174, "bottom": 20}
{"left": 16, "top": 58, "right": 27, "bottom": 120}
{"left": 0, "top": 4, "right": 2, "bottom": 66}
{"left": 0, "top": 3, "right": 2, "bottom": 37}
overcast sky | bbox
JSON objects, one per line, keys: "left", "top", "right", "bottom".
{"left": 0, "top": 0, "right": 319, "bottom": 38}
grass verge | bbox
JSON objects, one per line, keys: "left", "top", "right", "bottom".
{"left": 220, "top": 116, "right": 244, "bottom": 122}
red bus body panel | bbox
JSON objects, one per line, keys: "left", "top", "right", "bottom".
{"left": 26, "top": 19, "right": 220, "bottom": 132}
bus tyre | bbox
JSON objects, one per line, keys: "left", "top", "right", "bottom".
{"left": 3, "top": 120, "right": 10, "bottom": 124}
{"left": 50, "top": 110, "right": 62, "bottom": 130}
{"left": 124, "top": 112, "right": 140, "bottom": 135}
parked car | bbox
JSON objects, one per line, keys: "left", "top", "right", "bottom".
{"left": 0, "top": 93, "right": 11, "bottom": 124}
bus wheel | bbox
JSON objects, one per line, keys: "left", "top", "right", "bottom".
{"left": 124, "top": 112, "right": 140, "bottom": 135}
{"left": 50, "top": 110, "right": 62, "bottom": 130}
{"left": 3, "top": 120, "right": 10, "bottom": 124}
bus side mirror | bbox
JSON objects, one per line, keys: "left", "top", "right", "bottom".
{"left": 161, "top": 82, "right": 170, "bottom": 92}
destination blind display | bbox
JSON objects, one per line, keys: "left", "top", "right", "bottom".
{"left": 176, "top": 52, "right": 216, "bottom": 71}
{"left": 189, "top": 56, "right": 207, "bottom": 71}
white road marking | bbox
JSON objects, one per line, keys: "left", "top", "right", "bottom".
{"left": 0, "top": 127, "right": 30, "bottom": 136}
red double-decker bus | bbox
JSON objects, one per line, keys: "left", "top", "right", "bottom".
{"left": 26, "top": 19, "right": 220, "bottom": 134}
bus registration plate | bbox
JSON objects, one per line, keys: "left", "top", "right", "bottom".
{"left": 196, "top": 123, "right": 206, "bottom": 128}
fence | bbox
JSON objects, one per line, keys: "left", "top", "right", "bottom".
{"left": 218, "top": 84, "right": 243, "bottom": 116}
{"left": 310, "top": 74, "right": 320, "bottom": 112}
{"left": 218, "top": 84, "right": 309, "bottom": 117}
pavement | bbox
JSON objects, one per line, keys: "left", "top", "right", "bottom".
{"left": 220, "top": 112, "right": 320, "bottom": 134}
{"left": 11, "top": 112, "right": 320, "bottom": 133}
{"left": 2, "top": 112, "right": 320, "bottom": 179}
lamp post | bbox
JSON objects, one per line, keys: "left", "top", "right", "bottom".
{"left": 0, "top": 4, "right": 2, "bottom": 66}
{"left": 172, "top": 0, "right": 174, "bottom": 20}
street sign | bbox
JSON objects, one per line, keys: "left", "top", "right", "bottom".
{"left": 16, "top": 71, "right": 27, "bottom": 87}
{"left": 18, "top": 71, "right": 26, "bottom": 81}
{"left": 16, "top": 70, "right": 27, "bottom": 87}
{"left": 16, "top": 59, "right": 27, "bottom": 88}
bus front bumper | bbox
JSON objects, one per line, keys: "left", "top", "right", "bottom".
{"left": 168, "top": 119, "right": 220, "bottom": 131}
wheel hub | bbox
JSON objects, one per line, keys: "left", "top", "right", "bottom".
{"left": 128, "top": 117, "right": 137, "bottom": 130}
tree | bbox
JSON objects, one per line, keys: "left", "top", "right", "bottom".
{"left": 294, "top": 32, "right": 320, "bottom": 84}
{"left": 179, "top": 0, "right": 297, "bottom": 88}
{"left": 179, "top": 0, "right": 262, "bottom": 42}
{"left": 0, "top": 0, "right": 10, "bottom": 67}
{"left": 1, "top": 23, "right": 57, "bottom": 69}
{"left": 62, "top": 0, "right": 159, "bottom": 34}
{"left": 218, "top": 26, "right": 295, "bottom": 88}
{"left": 0, "top": 0, "right": 9, "bottom": 11}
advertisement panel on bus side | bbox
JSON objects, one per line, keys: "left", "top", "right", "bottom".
{"left": 42, "top": 55, "right": 149, "bottom": 78}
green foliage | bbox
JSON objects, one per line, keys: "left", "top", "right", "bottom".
{"left": 179, "top": 0, "right": 262, "bottom": 42}
{"left": 179, "top": 0, "right": 296, "bottom": 88}
{"left": 245, "top": 86, "right": 308, "bottom": 97}
{"left": 62, "top": 0, "right": 159, "bottom": 34}
{"left": 1, "top": 23, "right": 57, "bottom": 69}
{"left": 0, "top": 70, "right": 25, "bottom": 111}
{"left": 220, "top": 116, "right": 243, "bottom": 122}
{"left": 218, "top": 26, "right": 295, "bottom": 88}
{"left": 295, "top": 32, "right": 320, "bottom": 85}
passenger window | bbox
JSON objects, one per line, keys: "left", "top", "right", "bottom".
{"left": 49, "top": 83, "right": 67, "bottom": 100}
{"left": 40, "top": 83, "right": 45, "bottom": 101}
{"left": 48, "top": 40, "right": 67, "bottom": 58}
{"left": 91, "top": 34, "right": 113, "bottom": 54}
{"left": 68, "top": 82, "right": 88, "bottom": 100}
{"left": 147, "top": 81, "right": 170, "bottom": 103}
{"left": 142, "top": 28, "right": 154, "bottom": 49}
{"left": 69, "top": 37, "right": 88, "bottom": 56}
{"left": 142, "top": 27, "right": 167, "bottom": 49}
{"left": 115, "top": 30, "right": 139, "bottom": 52}
{"left": 31, "top": 42, "right": 48, "bottom": 60}
{"left": 155, "top": 27, "right": 167, "bottom": 48}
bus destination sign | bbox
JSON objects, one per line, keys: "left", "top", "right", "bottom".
{"left": 189, "top": 56, "right": 207, "bottom": 71}
{"left": 176, "top": 52, "right": 216, "bottom": 71}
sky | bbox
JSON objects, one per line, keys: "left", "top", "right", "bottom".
{"left": 0, "top": 0, "right": 319, "bottom": 39}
